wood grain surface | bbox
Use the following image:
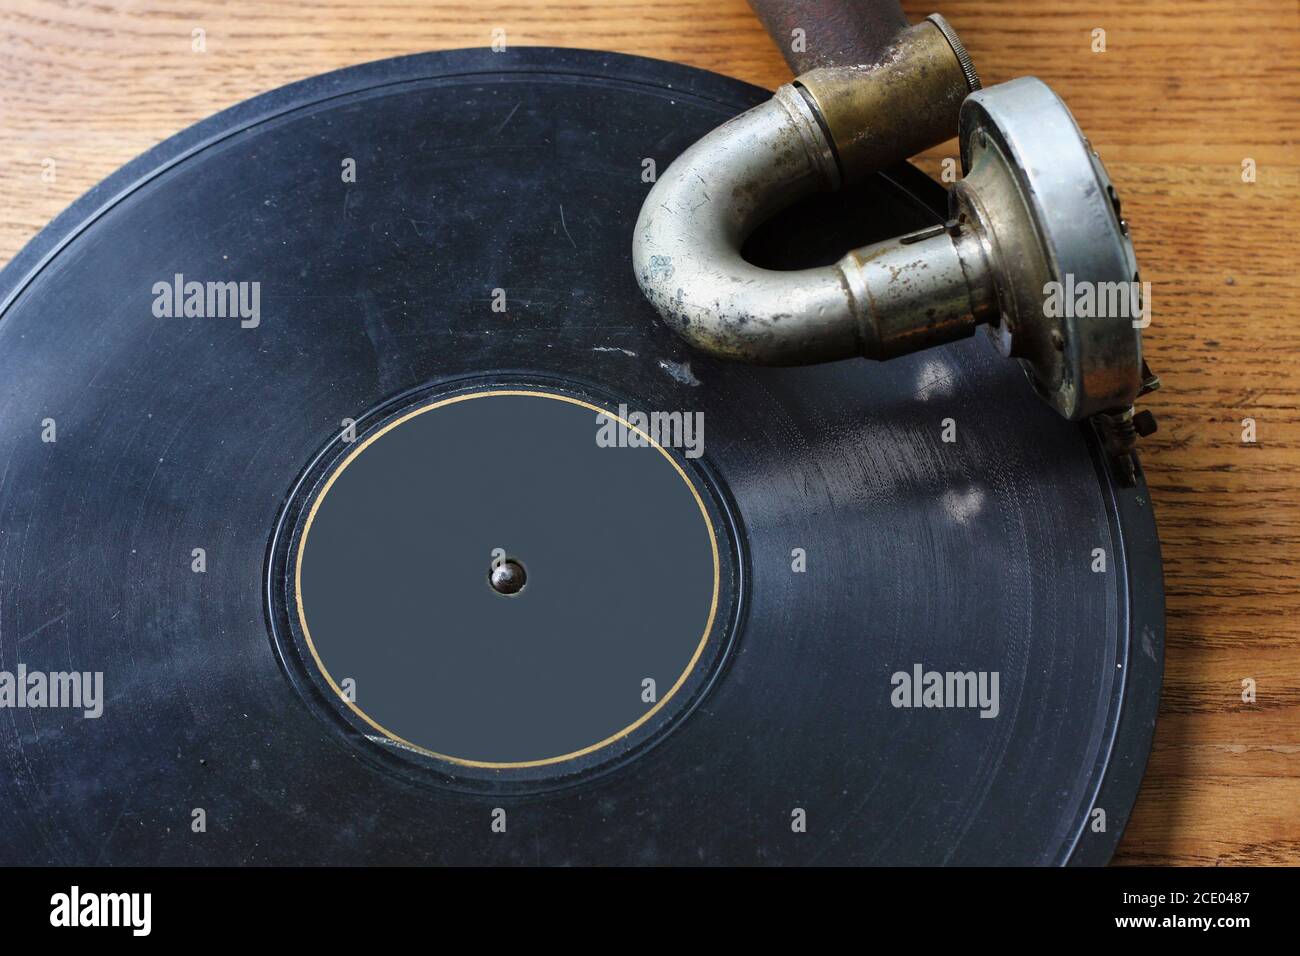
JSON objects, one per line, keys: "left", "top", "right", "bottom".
{"left": 0, "top": 0, "right": 1296, "bottom": 865}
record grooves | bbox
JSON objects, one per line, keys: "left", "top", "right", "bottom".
{"left": 0, "top": 48, "right": 1162, "bottom": 865}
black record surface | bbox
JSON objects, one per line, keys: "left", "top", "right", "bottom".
{"left": 0, "top": 48, "right": 1163, "bottom": 865}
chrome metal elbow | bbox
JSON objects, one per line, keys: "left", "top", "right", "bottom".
{"left": 632, "top": 16, "right": 980, "bottom": 366}
{"left": 631, "top": 85, "right": 848, "bottom": 365}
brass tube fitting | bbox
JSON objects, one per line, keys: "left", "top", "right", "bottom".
{"left": 797, "top": 16, "right": 979, "bottom": 183}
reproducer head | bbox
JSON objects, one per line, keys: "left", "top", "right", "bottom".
{"left": 868, "top": 75, "right": 1151, "bottom": 423}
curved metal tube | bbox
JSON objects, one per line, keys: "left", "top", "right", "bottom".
{"left": 632, "top": 86, "right": 858, "bottom": 365}
{"left": 632, "top": 17, "right": 979, "bottom": 366}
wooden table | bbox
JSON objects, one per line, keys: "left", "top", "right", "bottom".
{"left": 1, "top": 0, "right": 1295, "bottom": 865}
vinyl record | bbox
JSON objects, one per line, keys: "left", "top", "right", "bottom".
{"left": 0, "top": 47, "right": 1162, "bottom": 865}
